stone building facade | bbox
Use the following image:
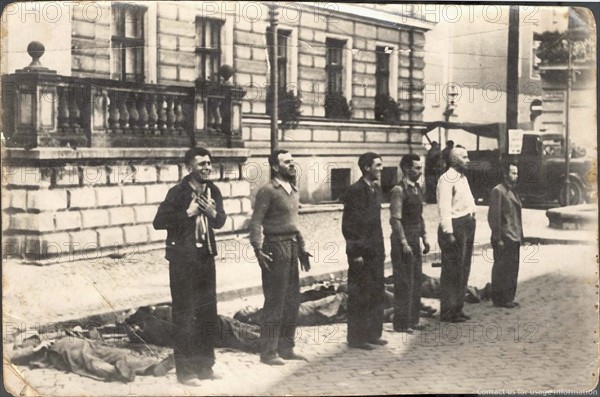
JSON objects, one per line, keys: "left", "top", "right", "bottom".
{"left": 1, "top": 2, "right": 434, "bottom": 263}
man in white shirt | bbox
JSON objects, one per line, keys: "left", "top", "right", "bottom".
{"left": 436, "top": 147, "right": 476, "bottom": 322}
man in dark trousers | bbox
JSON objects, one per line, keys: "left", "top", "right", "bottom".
{"left": 342, "top": 152, "right": 387, "bottom": 350}
{"left": 424, "top": 141, "right": 441, "bottom": 203}
{"left": 249, "top": 150, "right": 312, "bottom": 365}
{"left": 153, "top": 147, "right": 227, "bottom": 386}
{"left": 488, "top": 161, "right": 523, "bottom": 309}
{"left": 436, "top": 147, "right": 476, "bottom": 323}
{"left": 389, "top": 153, "right": 431, "bottom": 333}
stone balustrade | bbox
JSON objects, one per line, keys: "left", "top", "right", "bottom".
{"left": 1, "top": 41, "right": 246, "bottom": 149}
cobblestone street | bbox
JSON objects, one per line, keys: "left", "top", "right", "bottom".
{"left": 5, "top": 242, "right": 598, "bottom": 396}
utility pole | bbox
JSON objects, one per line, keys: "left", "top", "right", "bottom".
{"left": 269, "top": 2, "right": 279, "bottom": 152}
{"left": 506, "top": 6, "right": 520, "bottom": 131}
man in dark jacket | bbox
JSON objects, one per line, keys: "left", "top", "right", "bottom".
{"left": 488, "top": 161, "right": 523, "bottom": 309}
{"left": 153, "top": 147, "right": 226, "bottom": 386}
{"left": 342, "top": 152, "right": 387, "bottom": 350}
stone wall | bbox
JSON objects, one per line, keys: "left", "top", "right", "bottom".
{"left": 2, "top": 148, "right": 251, "bottom": 264}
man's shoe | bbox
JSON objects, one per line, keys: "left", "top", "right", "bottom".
{"left": 260, "top": 357, "right": 286, "bottom": 365}
{"left": 411, "top": 323, "right": 427, "bottom": 331}
{"left": 458, "top": 312, "right": 471, "bottom": 320}
{"left": 393, "top": 327, "right": 415, "bottom": 334}
{"left": 493, "top": 302, "right": 517, "bottom": 309}
{"left": 512, "top": 301, "right": 520, "bottom": 307}
{"left": 440, "top": 316, "right": 466, "bottom": 323}
{"left": 197, "top": 368, "right": 221, "bottom": 380}
{"left": 348, "top": 342, "right": 375, "bottom": 350}
{"left": 279, "top": 351, "right": 308, "bottom": 361}
{"left": 181, "top": 378, "right": 203, "bottom": 387}
{"left": 368, "top": 338, "right": 388, "bottom": 346}
{"left": 150, "top": 354, "right": 175, "bottom": 377}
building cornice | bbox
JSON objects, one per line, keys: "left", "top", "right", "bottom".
{"left": 298, "top": 2, "right": 436, "bottom": 31}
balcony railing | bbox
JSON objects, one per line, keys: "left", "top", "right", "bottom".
{"left": 2, "top": 41, "right": 246, "bottom": 149}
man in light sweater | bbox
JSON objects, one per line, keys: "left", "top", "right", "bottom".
{"left": 436, "top": 147, "right": 477, "bottom": 323}
{"left": 249, "top": 150, "right": 312, "bottom": 365}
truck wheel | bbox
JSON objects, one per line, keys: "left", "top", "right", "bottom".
{"left": 558, "top": 179, "right": 584, "bottom": 207}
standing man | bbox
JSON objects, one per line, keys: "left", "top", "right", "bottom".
{"left": 440, "top": 140, "right": 455, "bottom": 171}
{"left": 390, "top": 154, "right": 431, "bottom": 333}
{"left": 249, "top": 150, "right": 312, "bottom": 365}
{"left": 153, "top": 147, "right": 227, "bottom": 386}
{"left": 342, "top": 152, "right": 387, "bottom": 349}
{"left": 437, "top": 147, "right": 476, "bottom": 323}
{"left": 424, "top": 141, "right": 441, "bottom": 203}
{"left": 488, "top": 161, "right": 523, "bottom": 308}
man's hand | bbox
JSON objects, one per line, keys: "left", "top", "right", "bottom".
{"left": 255, "top": 249, "right": 273, "bottom": 272}
{"left": 299, "top": 251, "right": 312, "bottom": 272}
{"left": 401, "top": 242, "right": 413, "bottom": 256}
{"left": 445, "top": 233, "right": 456, "bottom": 244}
{"left": 197, "top": 195, "right": 217, "bottom": 218}
{"left": 186, "top": 199, "right": 201, "bottom": 217}
{"left": 33, "top": 340, "right": 53, "bottom": 352}
{"left": 496, "top": 239, "right": 505, "bottom": 249}
{"left": 351, "top": 256, "right": 364, "bottom": 266}
{"left": 422, "top": 236, "right": 431, "bottom": 255}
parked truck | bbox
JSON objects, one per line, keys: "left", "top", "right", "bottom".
{"left": 424, "top": 122, "right": 595, "bottom": 207}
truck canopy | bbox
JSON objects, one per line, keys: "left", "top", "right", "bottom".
{"left": 423, "top": 121, "right": 506, "bottom": 140}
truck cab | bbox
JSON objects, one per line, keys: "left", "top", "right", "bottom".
{"left": 424, "top": 122, "right": 594, "bottom": 207}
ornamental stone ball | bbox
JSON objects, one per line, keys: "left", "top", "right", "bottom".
{"left": 219, "top": 64, "right": 235, "bottom": 85}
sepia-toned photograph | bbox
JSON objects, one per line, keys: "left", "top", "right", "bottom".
{"left": 1, "top": 2, "right": 598, "bottom": 395}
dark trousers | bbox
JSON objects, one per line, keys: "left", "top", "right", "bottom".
{"left": 438, "top": 216, "right": 476, "bottom": 320}
{"left": 168, "top": 249, "right": 217, "bottom": 382}
{"left": 391, "top": 227, "right": 422, "bottom": 330}
{"left": 491, "top": 240, "right": 521, "bottom": 305}
{"left": 347, "top": 250, "right": 385, "bottom": 345}
{"left": 259, "top": 237, "right": 300, "bottom": 359}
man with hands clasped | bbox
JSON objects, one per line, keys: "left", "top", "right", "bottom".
{"left": 153, "top": 147, "right": 226, "bottom": 386}
{"left": 249, "top": 150, "right": 312, "bottom": 366}
{"left": 389, "top": 154, "right": 431, "bottom": 333}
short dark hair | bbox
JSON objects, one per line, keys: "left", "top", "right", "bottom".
{"left": 358, "top": 152, "right": 381, "bottom": 173}
{"left": 501, "top": 159, "right": 519, "bottom": 175}
{"left": 268, "top": 150, "right": 290, "bottom": 167}
{"left": 400, "top": 153, "right": 421, "bottom": 171}
{"left": 184, "top": 147, "right": 212, "bottom": 165}
{"left": 446, "top": 140, "right": 455, "bottom": 147}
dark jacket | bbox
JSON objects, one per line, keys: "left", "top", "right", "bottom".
{"left": 487, "top": 182, "right": 523, "bottom": 243}
{"left": 153, "top": 175, "right": 227, "bottom": 261}
{"left": 341, "top": 178, "right": 385, "bottom": 259}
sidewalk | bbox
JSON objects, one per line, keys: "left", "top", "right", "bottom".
{"left": 3, "top": 204, "right": 596, "bottom": 328}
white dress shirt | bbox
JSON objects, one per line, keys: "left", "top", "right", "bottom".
{"left": 436, "top": 167, "right": 476, "bottom": 234}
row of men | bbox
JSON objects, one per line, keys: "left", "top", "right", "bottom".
{"left": 152, "top": 146, "right": 523, "bottom": 386}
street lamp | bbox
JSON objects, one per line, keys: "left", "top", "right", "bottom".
{"left": 563, "top": 26, "right": 588, "bottom": 206}
{"left": 268, "top": 2, "right": 279, "bottom": 152}
{"left": 442, "top": 84, "right": 458, "bottom": 143}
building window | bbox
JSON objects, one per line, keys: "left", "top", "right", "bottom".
{"left": 531, "top": 37, "right": 541, "bottom": 80}
{"left": 331, "top": 168, "right": 351, "bottom": 201}
{"left": 111, "top": 3, "right": 146, "bottom": 82}
{"left": 326, "top": 38, "right": 345, "bottom": 94}
{"left": 196, "top": 18, "right": 222, "bottom": 81}
{"left": 266, "top": 29, "right": 292, "bottom": 115}
{"left": 376, "top": 46, "right": 391, "bottom": 97}
{"left": 266, "top": 29, "right": 291, "bottom": 93}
